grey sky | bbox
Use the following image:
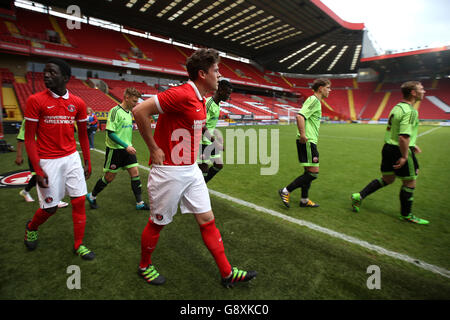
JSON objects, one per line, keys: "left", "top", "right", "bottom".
{"left": 321, "top": 0, "right": 450, "bottom": 52}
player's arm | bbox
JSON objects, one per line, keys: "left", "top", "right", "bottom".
{"left": 202, "top": 126, "right": 215, "bottom": 143}
{"left": 394, "top": 134, "right": 410, "bottom": 169}
{"left": 107, "top": 130, "right": 136, "bottom": 155}
{"left": 132, "top": 97, "right": 164, "bottom": 164}
{"left": 394, "top": 110, "right": 413, "bottom": 169}
{"left": 76, "top": 119, "right": 92, "bottom": 179}
{"left": 24, "top": 119, "right": 48, "bottom": 187}
{"left": 296, "top": 114, "right": 307, "bottom": 143}
{"left": 15, "top": 139, "right": 24, "bottom": 165}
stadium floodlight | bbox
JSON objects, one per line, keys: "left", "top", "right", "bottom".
{"left": 182, "top": 0, "right": 229, "bottom": 26}
{"left": 207, "top": 6, "right": 258, "bottom": 36}
{"left": 279, "top": 42, "right": 317, "bottom": 63}
{"left": 307, "top": 45, "right": 336, "bottom": 70}
{"left": 231, "top": 17, "right": 277, "bottom": 42}
{"left": 288, "top": 44, "right": 326, "bottom": 69}
{"left": 169, "top": 0, "right": 201, "bottom": 21}
{"left": 126, "top": 0, "right": 138, "bottom": 8}
{"left": 327, "top": 45, "right": 348, "bottom": 71}
{"left": 255, "top": 30, "right": 302, "bottom": 49}
{"left": 224, "top": 14, "right": 270, "bottom": 39}
{"left": 210, "top": 6, "right": 257, "bottom": 35}
{"left": 139, "top": 0, "right": 156, "bottom": 13}
{"left": 350, "top": 45, "right": 362, "bottom": 70}
{"left": 157, "top": 0, "right": 182, "bottom": 18}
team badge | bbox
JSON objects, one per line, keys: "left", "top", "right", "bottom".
{"left": 0, "top": 170, "right": 32, "bottom": 188}
{"left": 155, "top": 214, "right": 163, "bottom": 221}
{"left": 67, "top": 104, "right": 75, "bottom": 112}
{"left": 45, "top": 197, "right": 53, "bottom": 203}
{"left": 110, "top": 164, "right": 117, "bottom": 170}
{"left": 313, "top": 157, "right": 319, "bottom": 163}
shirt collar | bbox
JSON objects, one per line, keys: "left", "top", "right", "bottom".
{"left": 187, "top": 81, "right": 203, "bottom": 101}
{"left": 48, "top": 89, "right": 69, "bottom": 100}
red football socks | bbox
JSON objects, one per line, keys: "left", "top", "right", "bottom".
{"left": 71, "top": 196, "right": 86, "bottom": 250}
{"left": 200, "top": 219, "right": 232, "bottom": 278}
{"left": 28, "top": 208, "right": 52, "bottom": 230}
{"left": 140, "top": 219, "right": 164, "bottom": 269}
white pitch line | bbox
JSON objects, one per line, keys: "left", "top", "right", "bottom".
{"left": 418, "top": 126, "right": 441, "bottom": 137}
{"left": 208, "top": 189, "right": 450, "bottom": 279}
{"left": 320, "top": 135, "right": 380, "bottom": 141}
{"left": 85, "top": 144, "right": 450, "bottom": 279}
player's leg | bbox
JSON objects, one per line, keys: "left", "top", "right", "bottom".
{"left": 87, "top": 172, "right": 116, "bottom": 209}
{"left": 352, "top": 144, "right": 396, "bottom": 212}
{"left": 194, "top": 211, "right": 257, "bottom": 287}
{"left": 24, "top": 205, "right": 57, "bottom": 250}
{"left": 299, "top": 166, "right": 319, "bottom": 207}
{"left": 184, "top": 166, "right": 256, "bottom": 287}
{"left": 397, "top": 153, "right": 427, "bottom": 224}
{"left": 351, "top": 175, "right": 394, "bottom": 213}
{"left": 20, "top": 160, "right": 36, "bottom": 202}
{"left": 126, "top": 165, "right": 149, "bottom": 210}
{"left": 204, "top": 153, "right": 223, "bottom": 183}
{"left": 279, "top": 140, "right": 319, "bottom": 208}
{"left": 65, "top": 152, "right": 95, "bottom": 259}
{"left": 24, "top": 157, "right": 64, "bottom": 250}
{"left": 87, "top": 147, "right": 120, "bottom": 208}
{"left": 138, "top": 218, "right": 165, "bottom": 285}
{"left": 138, "top": 166, "right": 178, "bottom": 285}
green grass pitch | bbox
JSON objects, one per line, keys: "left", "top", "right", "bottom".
{"left": 0, "top": 123, "right": 449, "bottom": 299}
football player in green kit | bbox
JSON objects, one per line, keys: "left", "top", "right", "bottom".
{"left": 279, "top": 78, "right": 331, "bottom": 209}
{"left": 198, "top": 78, "right": 232, "bottom": 183}
{"left": 87, "top": 87, "right": 149, "bottom": 211}
{"left": 351, "top": 81, "right": 428, "bottom": 225}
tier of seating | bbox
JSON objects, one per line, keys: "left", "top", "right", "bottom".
{"left": 5, "top": 68, "right": 450, "bottom": 121}
{"left": 1, "top": 7, "right": 449, "bottom": 120}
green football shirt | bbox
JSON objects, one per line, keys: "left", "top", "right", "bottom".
{"left": 297, "top": 95, "right": 322, "bottom": 144}
{"left": 201, "top": 97, "right": 221, "bottom": 146}
{"left": 105, "top": 105, "right": 133, "bottom": 149}
{"left": 17, "top": 119, "right": 26, "bottom": 141}
{"left": 384, "top": 102, "right": 419, "bottom": 147}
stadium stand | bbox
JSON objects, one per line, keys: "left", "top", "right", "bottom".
{"left": 1, "top": 6, "right": 449, "bottom": 122}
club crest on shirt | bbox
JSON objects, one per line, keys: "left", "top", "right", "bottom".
{"left": 67, "top": 104, "right": 75, "bottom": 112}
{"left": 155, "top": 214, "right": 163, "bottom": 221}
{"left": 45, "top": 196, "right": 53, "bottom": 203}
{"left": 110, "top": 164, "right": 117, "bottom": 170}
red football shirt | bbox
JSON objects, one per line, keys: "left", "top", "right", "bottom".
{"left": 153, "top": 81, "right": 206, "bottom": 166}
{"left": 24, "top": 89, "right": 88, "bottom": 159}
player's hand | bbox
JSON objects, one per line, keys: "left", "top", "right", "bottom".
{"left": 126, "top": 146, "right": 137, "bottom": 155}
{"left": 36, "top": 173, "right": 49, "bottom": 188}
{"left": 214, "top": 141, "right": 224, "bottom": 151}
{"left": 393, "top": 157, "right": 407, "bottom": 169}
{"left": 15, "top": 156, "right": 23, "bottom": 165}
{"left": 413, "top": 145, "right": 422, "bottom": 154}
{"left": 299, "top": 135, "right": 308, "bottom": 144}
{"left": 151, "top": 147, "right": 165, "bottom": 165}
{"left": 84, "top": 164, "right": 91, "bottom": 180}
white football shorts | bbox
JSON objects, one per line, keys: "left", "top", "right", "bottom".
{"left": 147, "top": 163, "right": 211, "bottom": 225}
{"left": 36, "top": 151, "right": 87, "bottom": 209}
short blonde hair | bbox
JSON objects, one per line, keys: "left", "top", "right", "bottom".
{"left": 401, "top": 81, "right": 421, "bottom": 99}
{"left": 124, "top": 87, "right": 141, "bottom": 98}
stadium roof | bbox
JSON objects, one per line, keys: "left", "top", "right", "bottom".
{"left": 37, "top": 0, "right": 365, "bottom": 75}
{"left": 360, "top": 46, "right": 450, "bottom": 79}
